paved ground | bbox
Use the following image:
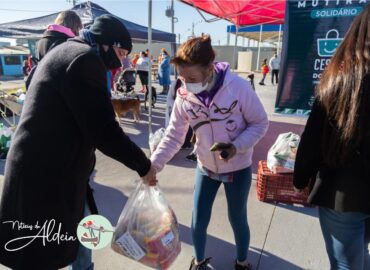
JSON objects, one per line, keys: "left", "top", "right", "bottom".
{"left": 0, "top": 79, "right": 25, "bottom": 92}
{"left": 0, "top": 73, "right": 345, "bottom": 270}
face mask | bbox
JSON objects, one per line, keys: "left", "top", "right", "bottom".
{"left": 183, "top": 81, "right": 209, "bottom": 94}
{"left": 100, "top": 46, "right": 121, "bottom": 69}
{"left": 182, "top": 71, "right": 212, "bottom": 94}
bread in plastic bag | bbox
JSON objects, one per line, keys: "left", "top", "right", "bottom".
{"left": 111, "top": 182, "right": 181, "bottom": 269}
{"left": 267, "top": 132, "right": 300, "bottom": 174}
{"left": 149, "top": 128, "right": 166, "bottom": 154}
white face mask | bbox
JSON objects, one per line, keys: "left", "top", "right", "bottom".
{"left": 184, "top": 81, "right": 209, "bottom": 94}
{"left": 182, "top": 70, "right": 213, "bottom": 94}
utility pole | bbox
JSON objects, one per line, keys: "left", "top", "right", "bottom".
{"left": 171, "top": 0, "right": 175, "bottom": 34}
{"left": 192, "top": 22, "right": 195, "bottom": 37}
{"left": 67, "top": 0, "right": 78, "bottom": 7}
{"left": 166, "top": 0, "right": 177, "bottom": 34}
{"left": 166, "top": 0, "right": 178, "bottom": 78}
{"left": 148, "top": 0, "right": 153, "bottom": 135}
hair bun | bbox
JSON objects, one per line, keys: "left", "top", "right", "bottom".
{"left": 172, "top": 34, "right": 215, "bottom": 67}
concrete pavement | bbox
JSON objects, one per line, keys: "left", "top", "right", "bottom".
{"left": 0, "top": 73, "right": 334, "bottom": 270}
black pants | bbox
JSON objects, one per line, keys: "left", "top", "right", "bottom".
{"left": 137, "top": 70, "right": 149, "bottom": 85}
{"left": 259, "top": 73, "right": 267, "bottom": 84}
{"left": 271, "top": 69, "right": 279, "bottom": 84}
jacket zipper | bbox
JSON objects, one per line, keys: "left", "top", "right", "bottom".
{"left": 185, "top": 93, "right": 223, "bottom": 173}
{"left": 208, "top": 107, "right": 219, "bottom": 174}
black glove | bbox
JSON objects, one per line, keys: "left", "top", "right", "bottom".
{"left": 210, "top": 142, "right": 236, "bottom": 161}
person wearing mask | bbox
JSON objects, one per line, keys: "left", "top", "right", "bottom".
{"left": 136, "top": 51, "right": 150, "bottom": 93}
{"left": 36, "top": 10, "right": 82, "bottom": 61}
{"left": 158, "top": 48, "right": 171, "bottom": 94}
{"left": 294, "top": 5, "right": 370, "bottom": 270}
{"left": 0, "top": 14, "right": 156, "bottom": 270}
{"left": 151, "top": 35, "right": 269, "bottom": 270}
{"left": 269, "top": 53, "right": 280, "bottom": 85}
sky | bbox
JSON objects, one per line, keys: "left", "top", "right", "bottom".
{"left": 0, "top": 0, "right": 249, "bottom": 46}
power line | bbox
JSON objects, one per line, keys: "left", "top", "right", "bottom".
{"left": 0, "top": 8, "right": 59, "bottom": 13}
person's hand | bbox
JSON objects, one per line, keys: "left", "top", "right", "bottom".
{"left": 210, "top": 142, "right": 237, "bottom": 162}
{"left": 141, "top": 165, "right": 157, "bottom": 186}
{"left": 293, "top": 187, "right": 304, "bottom": 195}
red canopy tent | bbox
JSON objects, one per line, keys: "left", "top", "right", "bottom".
{"left": 179, "top": 0, "right": 286, "bottom": 70}
{"left": 179, "top": 0, "right": 285, "bottom": 26}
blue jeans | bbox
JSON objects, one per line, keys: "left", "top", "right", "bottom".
{"left": 318, "top": 207, "right": 370, "bottom": 270}
{"left": 192, "top": 166, "right": 252, "bottom": 262}
{"left": 68, "top": 201, "right": 94, "bottom": 270}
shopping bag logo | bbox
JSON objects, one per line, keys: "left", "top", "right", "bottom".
{"left": 77, "top": 215, "right": 114, "bottom": 250}
{"left": 317, "top": 29, "right": 343, "bottom": 57}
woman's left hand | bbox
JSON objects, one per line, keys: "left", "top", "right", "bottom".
{"left": 293, "top": 187, "right": 304, "bottom": 195}
{"left": 210, "top": 142, "right": 237, "bottom": 162}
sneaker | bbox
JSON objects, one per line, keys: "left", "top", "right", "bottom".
{"left": 189, "top": 258, "right": 214, "bottom": 270}
{"left": 259, "top": 82, "right": 265, "bottom": 85}
{"left": 186, "top": 152, "right": 197, "bottom": 162}
{"left": 234, "top": 260, "right": 252, "bottom": 270}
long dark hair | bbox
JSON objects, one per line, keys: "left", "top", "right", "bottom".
{"left": 317, "top": 5, "right": 370, "bottom": 165}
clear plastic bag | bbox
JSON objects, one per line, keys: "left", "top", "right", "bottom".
{"left": 149, "top": 128, "right": 166, "bottom": 154}
{"left": 0, "top": 123, "right": 13, "bottom": 153}
{"left": 267, "top": 132, "right": 300, "bottom": 174}
{"left": 111, "top": 182, "right": 181, "bottom": 270}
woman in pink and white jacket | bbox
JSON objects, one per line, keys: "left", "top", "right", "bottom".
{"left": 151, "top": 35, "right": 269, "bottom": 270}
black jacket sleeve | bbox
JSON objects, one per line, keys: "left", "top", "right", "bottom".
{"left": 293, "top": 99, "right": 325, "bottom": 189}
{"left": 61, "top": 52, "right": 151, "bottom": 177}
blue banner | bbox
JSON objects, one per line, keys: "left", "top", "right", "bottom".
{"left": 275, "top": 0, "right": 369, "bottom": 116}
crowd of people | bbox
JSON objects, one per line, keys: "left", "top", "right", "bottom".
{"left": 0, "top": 4, "right": 370, "bottom": 270}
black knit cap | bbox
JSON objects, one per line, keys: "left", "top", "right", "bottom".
{"left": 89, "top": 14, "right": 132, "bottom": 53}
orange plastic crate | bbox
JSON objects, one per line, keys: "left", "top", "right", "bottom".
{"left": 256, "top": 160, "right": 310, "bottom": 206}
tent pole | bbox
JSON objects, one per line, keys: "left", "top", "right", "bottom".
{"left": 277, "top": 24, "right": 282, "bottom": 55}
{"left": 232, "top": 25, "right": 239, "bottom": 71}
{"left": 148, "top": 0, "right": 153, "bottom": 136}
{"left": 256, "top": 24, "right": 262, "bottom": 71}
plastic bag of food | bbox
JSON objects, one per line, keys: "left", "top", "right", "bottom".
{"left": 149, "top": 128, "right": 165, "bottom": 154}
{"left": 267, "top": 132, "right": 300, "bottom": 174}
{"left": 112, "top": 182, "right": 181, "bottom": 270}
{"left": 0, "top": 123, "right": 12, "bottom": 153}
